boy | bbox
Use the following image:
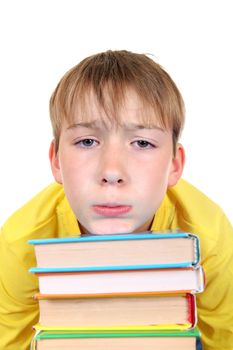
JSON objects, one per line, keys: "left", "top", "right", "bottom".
{"left": 0, "top": 50, "right": 232, "bottom": 350}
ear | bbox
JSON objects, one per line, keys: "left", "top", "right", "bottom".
{"left": 49, "top": 140, "right": 63, "bottom": 184}
{"left": 168, "top": 143, "right": 185, "bottom": 188}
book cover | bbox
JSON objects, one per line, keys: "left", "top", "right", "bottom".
{"left": 34, "top": 292, "right": 197, "bottom": 329}
{"left": 28, "top": 231, "right": 200, "bottom": 269}
{"left": 30, "top": 266, "right": 205, "bottom": 295}
{"left": 31, "top": 328, "right": 202, "bottom": 350}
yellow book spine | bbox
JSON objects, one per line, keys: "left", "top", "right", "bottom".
{"left": 34, "top": 323, "right": 190, "bottom": 331}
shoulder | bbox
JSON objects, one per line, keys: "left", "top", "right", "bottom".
{"left": 1, "top": 182, "right": 66, "bottom": 244}
{"left": 0, "top": 183, "right": 71, "bottom": 273}
{"left": 167, "top": 179, "right": 232, "bottom": 243}
{"left": 167, "top": 179, "right": 233, "bottom": 276}
{"left": 168, "top": 178, "right": 224, "bottom": 220}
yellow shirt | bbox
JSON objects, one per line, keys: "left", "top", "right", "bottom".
{"left": 0, "top": 179, "right": 232, "bottom": 350}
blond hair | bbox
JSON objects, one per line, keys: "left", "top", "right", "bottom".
{"left": 50, "top": 50, "right": 185, "bottom": 152}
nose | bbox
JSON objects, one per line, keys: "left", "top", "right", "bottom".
{"left": 101, "top": 176, "right": 124, "bottom": 185}
{"left": 98, "top": 148, "right": 127, "bottom": 186}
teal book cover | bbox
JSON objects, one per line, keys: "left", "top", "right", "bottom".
{"left": 29, "top": 231, "right": 200, "bottom": 271}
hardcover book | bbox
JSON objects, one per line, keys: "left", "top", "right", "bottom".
{"left": 31, "top": 328, "right": 202, "bottom": 350}
{"left": 35, "top": 292, "right": 197, "bottom": 329}
{"left": 28, "top": 232, "right": 200, "bottom": 269}
{"left": 30, "top": 265, "right": 205, "bottom": 295}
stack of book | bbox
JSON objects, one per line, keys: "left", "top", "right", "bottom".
{"left": 29, "top": 231, "right": 204, "bottom": 349}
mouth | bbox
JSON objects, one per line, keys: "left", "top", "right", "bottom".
{"left": 92, "top": 204, "right": 132, "bottom": 217}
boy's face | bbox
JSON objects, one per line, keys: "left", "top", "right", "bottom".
{"left": 50, "top": 89, "right": 184, "bottom": 235}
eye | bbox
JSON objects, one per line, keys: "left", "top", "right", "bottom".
{"left": 133, "top": 140, "right": 155, "bottom": 149}
{"left": 75, "top": 138, "right": 98, "bottom": 148}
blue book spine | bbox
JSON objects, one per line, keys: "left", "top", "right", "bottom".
{"left": 29, "top": 262, "right": 193, "bottom": 274}
{"left": 28, "top": 231, "right": 194, "bottom": 245}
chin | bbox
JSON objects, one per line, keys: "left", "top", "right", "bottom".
{"left": 88, "top": 221, "right": 135, "bottom": 235}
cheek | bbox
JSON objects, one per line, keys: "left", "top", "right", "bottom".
{"left": 59, "top": 150, "right": 86, "bottom": 182}
{"left": 133, "top": 162, "right": 171, "bottom": 204}
{"left": 65, "top": 170, "right": 89, "bottom": 195}
{"left": 136, "top": 159, "right": 171, "bottom": 186}
{"left": 59, "top": 158, "right": 86, "bottom": 198}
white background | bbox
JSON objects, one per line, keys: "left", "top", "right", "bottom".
{"left": 0, "top": 0, "right": 232, "bottom": 225}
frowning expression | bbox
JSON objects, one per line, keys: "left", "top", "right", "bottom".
{"left": 50, "top": 89, "right": 184, "bottom": 234}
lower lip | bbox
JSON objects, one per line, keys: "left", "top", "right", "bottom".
{"left": 92, "top": 205, "right": 132, "bottom": 217}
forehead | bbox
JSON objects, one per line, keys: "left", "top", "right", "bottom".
{"left": 68, "top": 88, "right": 166, "bottom": 130}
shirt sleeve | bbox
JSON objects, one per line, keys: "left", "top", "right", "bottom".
{"left": 196, "top": 214, "right": 233, "bottom": 350}
{"left": 0, "top": 228, "right": 39, "bottom": 350}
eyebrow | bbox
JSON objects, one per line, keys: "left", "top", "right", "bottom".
{"left": 66, "top": 121, "right": 99, "bottom": 130}
{"left": 66, "top": 121, "right": 165, "bottom": 132}
{"left": 122, "top": 123, "right": 165, "bottom": 132}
